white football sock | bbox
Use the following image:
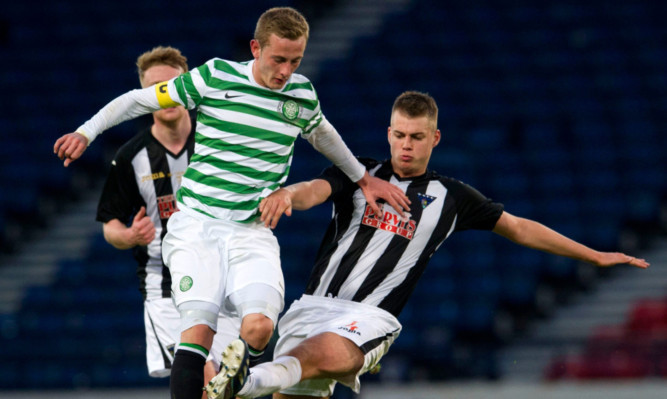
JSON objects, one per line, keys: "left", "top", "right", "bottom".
{"left": 237, "top": 355, "right": 302, "bottom": 398}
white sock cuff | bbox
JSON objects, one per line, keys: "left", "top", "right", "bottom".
{"left": 238, "top": 355, "right": 303, "bottom": 398}
{"left": 273, "top": 355, "right": 302, "bottom": 384}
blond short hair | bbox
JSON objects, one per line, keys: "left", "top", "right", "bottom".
{"left": 254, "top": 7, "right": 310, "bottom": 48}
{"left": 392, "top": 91, "right": 439, "bottom": 131}
{"left": 136, "top": 46, "right": 188, "bottom": 84}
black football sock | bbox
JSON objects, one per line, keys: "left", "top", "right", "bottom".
{"left": 170, "top": 343, "right": 208, "bottom": 399}
{"left": 248, "top": 343, "right": 267, "bottom": 367}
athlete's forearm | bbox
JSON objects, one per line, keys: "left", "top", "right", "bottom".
{"left": 102, "top": 219, "right": 135, "bottom": 250}
{"left": 494, "top": 213, "right": 602, "bottom": 264}
{"left": 76, "top": 86, "right": 162, "bottom": 144}
{"left": 285, "top": 179, "right": 332, "bottom": 210}
{"left": 307, "top": 119, "right": 365, "bottom": 183}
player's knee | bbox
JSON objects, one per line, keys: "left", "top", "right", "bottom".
{"left": 241, "top": 313, "right": 274, "bottom": 347}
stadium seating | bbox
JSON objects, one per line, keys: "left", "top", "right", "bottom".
{"left": 0, "top": 0, "right": 665, "bottom": 389}
{"left": 545, "top": 297, "right": 667, "bottom": 380}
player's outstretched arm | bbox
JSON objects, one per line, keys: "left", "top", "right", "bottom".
{"left": 259, "top": 179, "right": 332, "bottom": 229}
{"left": 53, "top": 132, "right": 89, "bottom": 167}
{"left": 54, "top": 86, "right": 170, "bottom": 166}
{"left": 492, "top": 211, "right": 649, "bottom": 269}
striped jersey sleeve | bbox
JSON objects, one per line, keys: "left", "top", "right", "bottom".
{"left": 162, "top": 58, "right": 324, "bottom": 222}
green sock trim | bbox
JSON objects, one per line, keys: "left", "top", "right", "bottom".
{"left": 179, "top": 342, "right": 209, "bottom": 356}
{"left": 247, "top": 345, "right": 265, "bottom": 356}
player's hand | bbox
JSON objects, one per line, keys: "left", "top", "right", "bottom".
{"left": 357, "top": 172, "right": 410, "bottom": 219}
{"left": 595, "top": 252, "right": 649, "bottom": 269}
{"left": 53, "top": 132, "right": 88, "bottom": 167}
{"left": 128, "top": 206, "right": 156, "bottom": 246}
{"left": 259, "top": 189, "right": 293, "bottom": 229}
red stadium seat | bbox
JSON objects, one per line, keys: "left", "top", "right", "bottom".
{"left": 627, "top": 298, "right": 667, "bottom": 333}
{"left": 575, "top": 352, "right": 652, "bottom": 379}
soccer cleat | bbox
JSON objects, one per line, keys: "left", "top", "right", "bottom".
{"left": 205, "top": 338, "right": 250, "bottom": 399}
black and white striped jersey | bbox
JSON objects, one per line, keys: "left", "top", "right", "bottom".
{"left": 97, "top": 124, "right": 195, "bottom": 300}
{"left": 305, "top": 158, "right": 504, "bottom": 317}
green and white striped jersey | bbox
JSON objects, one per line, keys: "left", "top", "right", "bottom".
{"left": 162, "top": 58, "right": 324, "bottom": 222}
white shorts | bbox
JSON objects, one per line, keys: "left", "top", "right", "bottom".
{"left": 162, "top": 207, "right": 284, "bottom": 323}
{"left": 144, "top": 297, "right": 241, "bottom": 377}
{"left": 274, "top": 295, "right": 402, "bottom": 396}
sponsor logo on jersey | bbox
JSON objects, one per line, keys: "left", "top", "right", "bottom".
{"left": 141, "top": 170, "right": 184, "bottom": 183}
{"left": 278, "top": 99, "right": 301, "bottom": 121}
{"left": 224, "top": 91, "right": 242, "bottom": 99}
{"left": 362, "top": 205, "right": 416, "bottom": 240}
{"left": 157, "top": 194, "right": 179, "bottom": 219}
{"left": 338, "top": 321, "right": 362, "bottom": 336}
{"left": 418, "top": 193, "right": 437, "bottom": 209}
{"left": 179, "top": 276, "right": 193, "bottom": 292}
{"left": 141, "top": 171, "right": 167, "bottom": 182}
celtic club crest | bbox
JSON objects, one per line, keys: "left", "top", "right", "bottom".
{"left": 179, "top": 276, "right": 193, "bottom": 292}
{"left": 278, "top": 99, "right": 301, "bottom": 121}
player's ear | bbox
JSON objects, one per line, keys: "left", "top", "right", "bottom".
{"left": 387, "top": 126, "right": 392, "bottom": 144}
{"left": 433, "top": 129, "right": 441, "bottom": 147}
{"left": 250, "top": 39, "right": 261, "bottom": 59}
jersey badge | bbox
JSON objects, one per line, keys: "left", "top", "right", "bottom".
{"left": 418, "top": 193, "right": 437, "bottom": 209}
{"left": 179, "top": 276, "right": 193, "bottom": 292}
{"left": 278, "top": 99, "right": 301, "bottom": 121}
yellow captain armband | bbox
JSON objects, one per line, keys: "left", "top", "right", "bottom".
{"left": 155, "top": 81, "right": 180, "bottom": 108}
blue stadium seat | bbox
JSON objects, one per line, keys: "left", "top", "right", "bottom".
{"left": 2, "top": 0, "right": 666, "bottom": 388}
{"left": 456, "top": 300, "right": 497, "bottom": 333}
{"left": 500, "top": 273, "right": 538, "bottom": 306}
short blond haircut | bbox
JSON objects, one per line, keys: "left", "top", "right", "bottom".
{"left": 254, "top": 7, "right": 310, "bottom": 48}
{"left": 392, "top": 91, "right": 439, "bottom": 131}
{"left": 136, "top": 46, "right": 188, "bottom": 84}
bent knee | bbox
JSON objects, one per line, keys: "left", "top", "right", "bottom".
{"left": 241, "top": 313, "right": 275, "bottom": 346}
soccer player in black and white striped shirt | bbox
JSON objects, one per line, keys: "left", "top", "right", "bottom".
{"left": 211, "top": 91, "right": 649, "bottom": 399}
{"left": 95, "top": 46, "right": 240, "bottom": 394}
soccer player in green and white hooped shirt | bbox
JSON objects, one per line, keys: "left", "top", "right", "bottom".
{"left": 53, "top": 7, "right": 410, "bottom": 399}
